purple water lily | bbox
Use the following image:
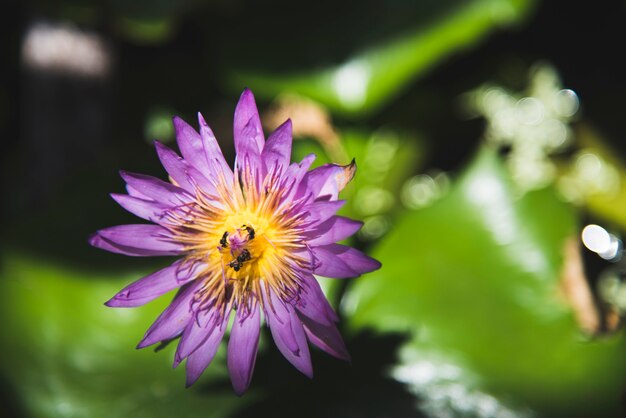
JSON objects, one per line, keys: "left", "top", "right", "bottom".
{"left": 90, "top": 89, "right": 381, "bottom": 394}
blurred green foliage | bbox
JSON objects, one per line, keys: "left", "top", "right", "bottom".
{"left": 559, "top": 126, "right": 626, "bottom": 232}
{"left": 293, "top": 129, "right": 423, "bottom": 239}
{"left": 346, "top": 148, "right": 626, "bottom": 417}
{"left": 231, "top": 0, "right": 536, "bottom": 116}
{"left": 0, "top": 256, "right": 247, "bottom": 418}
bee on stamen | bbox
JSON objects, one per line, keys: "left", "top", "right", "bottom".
{"left": 228, "top": 260, "right": 242, "bottom": 271}
{"left": 242, "top": 225, "right": 255, "bottom": 240}
{"left": 220, "top": 231, "right": 229, "bottom": 248}
{"left": 237, "top": 249, "right": 251, "bottom": 263}
{"left": 228, "top": 249, "right": 252, "bottom": 272}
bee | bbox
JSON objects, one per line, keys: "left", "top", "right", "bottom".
{"left": 237, "top": 249, "right": 251, "bottom": 263}
{"left": 228, "top": 260, "right": 242, "bottom": 271}
{"left": 220, "top": 231, "right": 229, "bottom": 248}
{"left": 242, "top": 225, "right": 255, "bottom": 240}
{"left": 229, "top": 249, "right": 251, "bottom": 272}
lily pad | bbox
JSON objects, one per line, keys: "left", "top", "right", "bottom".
{"left": 345, "top": 147, "right": 626, "bottom": 417}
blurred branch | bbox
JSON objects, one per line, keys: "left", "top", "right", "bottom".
{"left": 264, "top": 94, "right": 349, "bottom": 163}
{"left": 559, "top": 237, "right": 600, "bottom": 334}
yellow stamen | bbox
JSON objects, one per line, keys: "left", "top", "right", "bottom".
{"left": 170, "top": 164, "right": 308, "bottom": 309}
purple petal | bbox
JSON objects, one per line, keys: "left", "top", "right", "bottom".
{"left": 264, "top": 287, "right": 298, "bottom": 352}
{"left": 173, "top": 116, "right": 211, "bottom": 174}
{"left": 233, "top": 89, "right": 264, "bottom": 158}
{"left": 89, "top": 224, "right": 185, "bottom": 257}
{"left": 262, "top": 119, "right": 292, "bottom": 174}
{"left": 185, "top": 309, "right": 230, "bottom": 387}
{"left": 306, "top": 216, "right": 362, "bottom": 246}
{"left": 310, "top": 245, "right": 358, "bottom": 279}
{"left": 154, "top": 141, "right": 195, "bottom": 192}
{"left": 264, "top": 287, "right": 313, "bottom": 378}
{"left": 295, "top": 274, "right": 338, "bottom": 326}
{"left": 274, "top": 154, "right": 317, "bottom": 211}
{"left": 304, "top": 200, "right": 346, "bottom": 226}
{"left": 137, "top": 282, "right": 199, "bottom": 348}
{"left": 158, "top": 134, "right": 221, "bottom": 197}
{"left": 284, "top": 154, "right": 316, "bottom": 189}
{"left": 175, "top": 306, "right": 221, "bottom": 365}
{"left": 298, "top": 312, "right": 350, "bottom": 361}
{"left": 110, "top": 194, "right": 170, "bottom": 224}
{"left": 198, "top": 113, "right": 233, "bottom": 183}
{"left": 298, "top": 160, "right": 357, "bottom": 201}
{"left": 125, "top": 185, "right": 150, "bottom": 200}
{"left": 228, "top": 303, "right": 261, "bottom": 395}
{"left": 105, "top": 260, "right": 202, "bottom": 307}
{"left": 120, "top": 171, "right": 191, "bottom": 206}
{"left": 324, "top": 243, "right": 382, "bottom": 275}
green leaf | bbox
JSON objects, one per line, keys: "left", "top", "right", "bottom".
{"left": 229, "top": 0, "right": 536, "bottom": 116}
{"left": 0, "top": 255, "right": 248, "bottom": 418}
{"left": 345, "top": 147, "right": 626, "bottom": 417}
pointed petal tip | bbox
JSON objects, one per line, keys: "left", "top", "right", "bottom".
{"left": 108, "top": 193, "right": 124, "bottom": 205}
{"left": 346, "top": 158, "right": 358, "bottom": 177}
{"left": 172, "top": 115, "right": 194, "bottom": 135}
{"left": 185, "top": 369, "right": 202, "bottom": 389}
{"left": 103, "top": 295, "right": 140, "bottom": 308}
{"left": 232, "top": 385, "right": 248, "bottom": 396}
{"left": 154, "top": 140, "right": 179, "bottom": 157}
{"left": 271, "top": 118, "right": 292, "bottom": 135}
{"left": 370, "top": 258, "right": 382, "bottom": 272}
{"left": 173, "top": 355, "right": 182, "bottom": 369}
{"left": 88, "top": 231, "right": 110, "bottom": 250}
{"left": 278, "top": 118, "right": 293, "bottom": 135}
{"left": 332, "top": 341, "right": 352, "bottom": 362}
{"left": 338, "top": 160, "right": 357, "bottom": 190}
{"left": 87, "top": 232, "right": 99, "bottom": 246}
{"left": 136, "top": 338, "right": 152, "bottom": 349}
{"left": 348, "top": 256, "right": 381, "bottom": 278}
{"left": 197, "top": 111, "right": 207, "bottom": 127}
{"left": 185, "top": 372, "right": 201, "bottom": 388}
{"left": 237, "top": 88, "right": 258, "bottom": 110}
{"left": 118, "top": 169, "right": 133, "bottom": 182}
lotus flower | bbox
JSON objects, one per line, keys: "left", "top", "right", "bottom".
{"left": 90, "top": 89, "right": 381, "bottom": 394}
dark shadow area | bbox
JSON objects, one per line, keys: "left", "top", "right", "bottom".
{"left": 221, "top": 330, "right": 424, "bottom": 418}
{"left": 0, "top": 374, "right": 27, "bottom": 418}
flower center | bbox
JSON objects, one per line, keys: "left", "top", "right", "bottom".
{"left": 211, "top": 208, "right": 285, "bottom": 283}
{"left": 219, "top": 225, "right": 256, "bottom": 272}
